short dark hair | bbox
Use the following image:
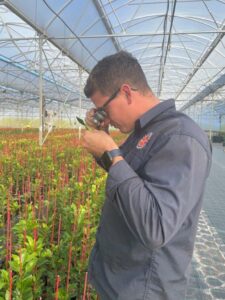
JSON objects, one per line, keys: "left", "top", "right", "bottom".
{"left": 84, "top": 51, "right": 151, "bottom": 98}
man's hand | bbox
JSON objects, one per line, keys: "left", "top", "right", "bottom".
{"left": 85, "top": 108, "right": 110, "bottom": 132}
{"left": 82, "top": 129, "right": 119, "bottom": 158}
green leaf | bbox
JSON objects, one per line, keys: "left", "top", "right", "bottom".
{"left": 11, "top": 254, "right": 20, "bottom": 265}
{"left": 26, "top": 236, "right": 34, "bottom": 249}
{"left": 0, "top": 281, "right": 6, "bottom": 290}
{"left": 41, "top": 249, "right": 52, "bottom": 258}
{"left": 21, "top": 289, "right": 33, "bottom": 300}
{"left": 5, "top": 290, "right": 9, "bottom": 300}
{"left": 21, "top": 275, "right": 33, "bottom": 288}
{"left": 0, "top": 270, "right": 9, "bottom": 283}
{"left": 24, "top": 258, "right": 37, "bottom": 274}
{"left": 9, "top": 261, "right": 20, "bottom": 273}
{"left": 76, "top": 117, "right": 88, "bottom": 129}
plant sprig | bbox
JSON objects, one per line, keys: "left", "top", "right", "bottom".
{"left": 76, "top": 117, "right": 89, "bottom": 130}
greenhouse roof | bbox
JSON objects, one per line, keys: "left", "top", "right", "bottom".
{"left": 1, "top": 0, "right": 225, "bottom": 116}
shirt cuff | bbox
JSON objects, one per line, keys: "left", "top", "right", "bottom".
{"left": 106, "top": 160, "right": 137, "bottom": 195}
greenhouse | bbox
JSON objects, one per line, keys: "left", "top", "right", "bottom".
{"left": 0, "top": 0, "right": 225, "bottom": 299}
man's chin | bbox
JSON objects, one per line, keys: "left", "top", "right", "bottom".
{"left": 111, "top": 124, "right": 132, "bottom": 134}
{"left": 119, "top": 127, "right": 132, "bottom": 134}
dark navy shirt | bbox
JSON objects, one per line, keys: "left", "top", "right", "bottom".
{"left": 88, "top": 99, "right": 212, "bottom": 300}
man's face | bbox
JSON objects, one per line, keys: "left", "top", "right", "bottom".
{"left": 91, "top": 88, "right": 134, "bottom": 134}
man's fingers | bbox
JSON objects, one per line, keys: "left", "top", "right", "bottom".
{"left": 81, "top": 130, "right": 88, "bottom": 146}
{"left": 85, "top": 109, "right": 98, "bottom": 129}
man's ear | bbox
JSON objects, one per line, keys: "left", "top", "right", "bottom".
{"left": 122, "top": 84, "right": 132, "bottom": 104}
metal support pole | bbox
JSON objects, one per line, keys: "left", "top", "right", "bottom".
{"left": 39, "top": 35, "right": 44, "bottom": 146}
{"left": 222, "top": 115, "right": 225, "bottom": 132}
{"left": 219, "top": 115, "right": 222, "bottom": 132}
{"left": 209, "top": 96, "right": 215, "bottom": 140}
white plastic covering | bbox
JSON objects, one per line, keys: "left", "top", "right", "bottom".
{"left": 1, "top": 0, "right": 225, "bottom": 129}
{"left": 4, "top": 0, "right": 117, "bottom": 71}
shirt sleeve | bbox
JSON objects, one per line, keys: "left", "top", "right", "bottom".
{"left": 106, "top": 134, "right": 210, "bottom": 250}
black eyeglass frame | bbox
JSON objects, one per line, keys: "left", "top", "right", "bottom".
{"left": 96, "top": 87, "right": 138, "bottom": 113}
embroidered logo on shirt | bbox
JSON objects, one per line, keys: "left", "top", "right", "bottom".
{"left": 136, "top": 132, "right": 153, "bottom": 149}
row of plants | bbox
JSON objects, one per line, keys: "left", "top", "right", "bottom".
{"left": 0, "top": 129, "right": 115, "bottom": 299}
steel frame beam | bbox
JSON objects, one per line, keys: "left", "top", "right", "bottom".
{"left": 180, "top": 72, "right": 225, "bottom": 111}
{"left": 3, "top": 1, "right": 91, "bottom": 73}
{"left": 92, "top": 0, "right": 120, "bottom": 51}
{"left": 158, "top": 0, "right": 177, "bottom": 96}
{"left": 175, "top": 25, "right": 225, "bottom": 100}
{"left": 1, "top": 29, "right": 225, "bottom": 41}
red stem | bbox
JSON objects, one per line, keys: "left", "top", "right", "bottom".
{"left": 66, "top": 242, "right": 72, "bottom": 293}
{"left": 32, "top": 205, "right": 38, "bottom": 250}
{"left": 6, "top": 194, "right": 12, "bottom": 266}
{"left": 46, "top": 191, "right": 50, "bottom": 223}
{"left": 51, "top": 194, "right": 57, "bottom": 245}
{"left": 82, "top": 272, "right": 88, "bottom": 300}
{"left": 54, "top": 275, "right": 60, "bottom": 300}
{"left": 50, "top": 216, "right": 55, "bottom": 245}
{"left": 57, "top": 215, "right": 62, "bottom": 246}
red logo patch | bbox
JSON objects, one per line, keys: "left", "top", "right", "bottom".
{"left": 136, "top": 132, "right": 152, "bottom": 149}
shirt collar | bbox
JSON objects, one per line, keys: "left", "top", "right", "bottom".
{"left": 135, "top": 99, "right": 176, "bottom": 131}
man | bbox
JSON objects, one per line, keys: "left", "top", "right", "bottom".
{"left": 82, "top": 51, "right": 212, "bottom": 300}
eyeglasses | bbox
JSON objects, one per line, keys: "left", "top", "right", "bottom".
{"left": 92, "top": 86, "right": 138, "bottom": 126}
{"left": 96, "top": 86, "right": 138, "bottom": 113}
{"left": 96, "top": 88, "right": 120, "bottom": 113}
